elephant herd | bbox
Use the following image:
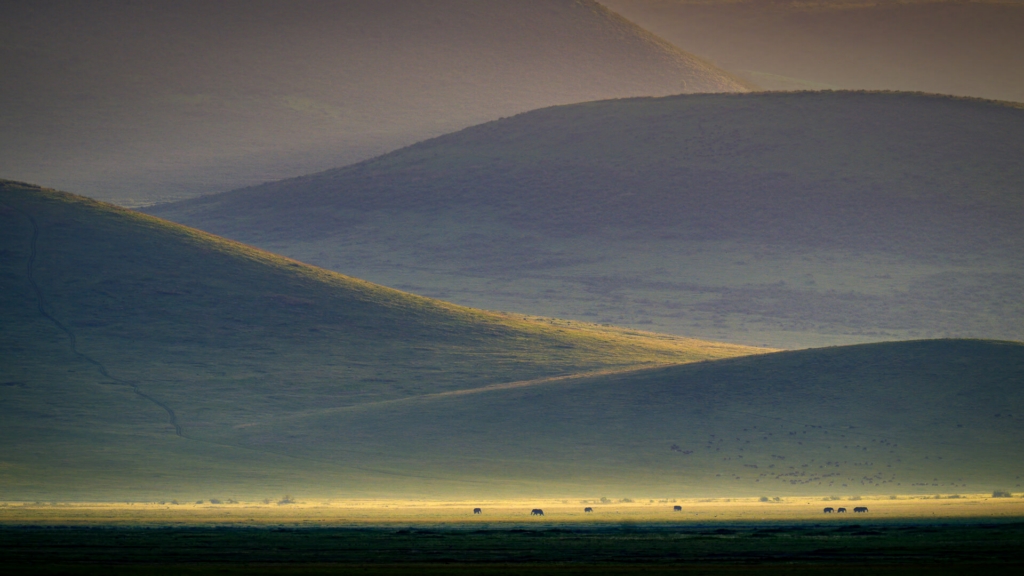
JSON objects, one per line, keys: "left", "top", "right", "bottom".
{"left": 467, "top": 508, "right": 546, "bottom": 515}
{"left": 468, "top": 505, "right": 870, "bottom": 515}
{"left": 470, "top": 505, "right": 688, "bottom": 515}
{"left": 824, "top": 506, "right": 869, "bottom": 513}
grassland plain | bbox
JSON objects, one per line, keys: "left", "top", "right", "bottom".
{"left": 3, "top": 496, "right": 1024, "bottom": 526}
{"left": 1, "top": 510, "right": 1024, "bottom": 574}
{"left": 149, "top": 91, "right": 1024, "bottom": 348}
{"left": 0, "top": 0, "right": 749, "bottom": 205}
{"left": 0, "top": 181, "right": 763, "bottom": 500}
{"left": 3, "top": 498, "right": 1024, "bottom": 574}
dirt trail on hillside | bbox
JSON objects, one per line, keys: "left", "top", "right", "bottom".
{"left": 10, "top": 205, "right": 183, "bottom": 437}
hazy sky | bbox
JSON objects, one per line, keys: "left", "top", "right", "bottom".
{"left": 0, "top": 0, "right": 744, "bottom": 205}
{"left": 603, "top": 0, "right": 1024, "bottom": 98}
{"left": 3, "top": 0, "right": 1021, "bottom": 204}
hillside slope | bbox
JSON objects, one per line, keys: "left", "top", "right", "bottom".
{"left": 150, "top": 92, "right": 1024, "bottom": 348}
{"left": 230, "top": 339, "right": 1024, "bottom": 497}
{"left": 0, "top": 0, "right": 748, "bottom": 206}
{"left": 601, "top": 0, "right": 1024, "bottom": 102}
{"left": 0, "top": 181, "right": 761, "bottom": 500}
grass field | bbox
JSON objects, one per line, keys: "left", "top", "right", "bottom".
{"left": 3, "top": 182, "right": 1021, "bottom": 502}
{"left": 215, "top": 339, "right": 1024, "bottom": 498}
{"left": 149, "top": 91, "right": 1024, "bottom": 348}
{"left": 3, "top": 497, "right": 1024, "bottom": 573}
{"left": 2, "top": 501, "right": 1024, "bottom": 574}
{"left": 0, "top": 181, "right": 762, "bottom": 500}
{"left": 3, "top": 495, "right": 1023, "bottom": 526}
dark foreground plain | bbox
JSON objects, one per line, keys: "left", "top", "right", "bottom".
{"left": 2, "top": 521, "right": 1023, "bottom": 575}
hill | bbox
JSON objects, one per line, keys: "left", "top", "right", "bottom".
{"left": 600, "top": 0, "right": 1024, "bottom": 102}
{"left": 0, "top": 181, "right": 761, "bottom": 500}
{"left": 229, "top": 339, "right": 1024, "bottom": 497}
{"left": 0, "top": 0, "right": 748, "bottom": 206}
{"left": 149, "top": 91, "right": 1024, "bottom": 348}
{"left": 3, "top": 183, "right": 1019, "bottom": 500}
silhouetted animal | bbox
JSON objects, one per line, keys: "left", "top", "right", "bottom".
{"left": 531, "top": 509, "right": 544, "bottom": 516}
{"left": 584, "top": 507, "right": 593, "bottom": 513}
{"left": 823, "top": 507, "right": 834, "bottom": 513}
{"left": 854, "top": 506, "right": 868, "bottom": 513}
{"left": 837, "top": 507, "right": 847, "bottom": 513}
{"left": 473, "top": 508, "right": 481, "bottom": 514}
{"left": 673, "top": 505, "right": 682, "bottom": 511}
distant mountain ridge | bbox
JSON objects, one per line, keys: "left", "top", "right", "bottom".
{"left": 0, "top": 0, "right": 749, "bottom": 206}
{"left": 601, "top": 0, "right": 1024, "bottom": 102}
{"left": 149, "top": 91, "right": 1024, "bottom": 348}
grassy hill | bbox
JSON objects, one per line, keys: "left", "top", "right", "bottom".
{"left": 601, "top": 0, "right": 1024, "bottom": 102}
{"left": 229, "top": 339, "right": 1024, "bottom": 497}
{"left": 0, "top": 181, "right": 761, "bottom": 500}
{"left": 2, "top": 182, "right": 1020, "bottom": 500}
{"left": 0, "top": 0, "right": 748, "bottom": 206}
{"left": 150, "top": 91, "right": 1024, "bottom": 348}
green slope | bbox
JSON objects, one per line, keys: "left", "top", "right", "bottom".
{"left": 227, "top": 339, "right": 1024, "bottom": 498}
{"left": 150, "top": 91, "right": 1024, "bottom": 348}
{"left": 0, "top": 181, "right": 760, "bottom": 500}
{"left": 0, "top": 0, "right": 748, "bottom": 205}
